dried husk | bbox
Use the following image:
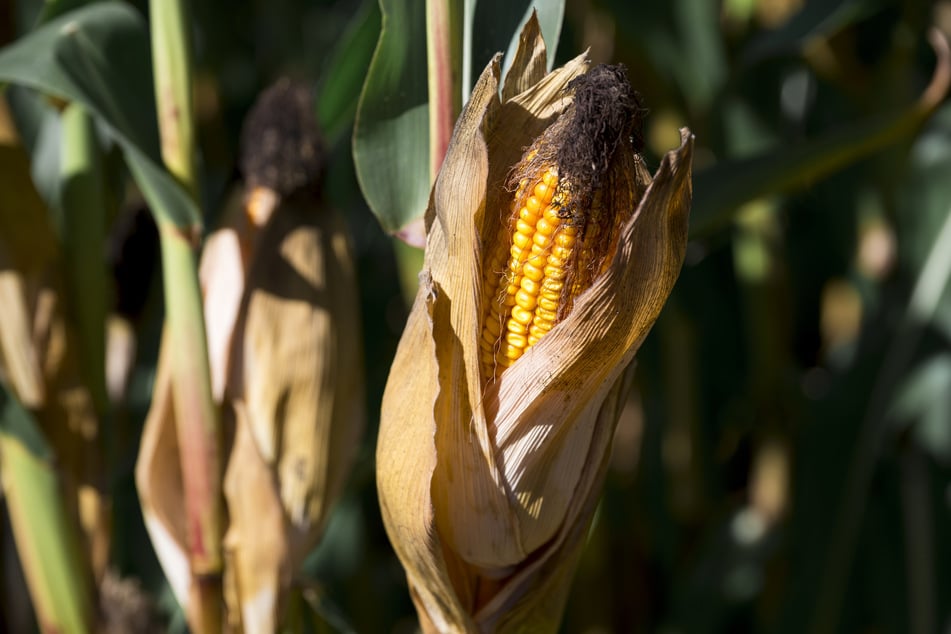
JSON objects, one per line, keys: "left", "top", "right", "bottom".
{"left": 137, "top": 140, "right": 364, "bottom": 633}
{"left": 376, "top": 17, "right": 693, "bottom": 633}
{"left": 135, "top": 186, "right": 253, "bottom": 611}
{"left": 135, "top": 332, "right": 191, "bottom": 607}
{"left": 222, "top": 194, "right": 365, "bottom": 632}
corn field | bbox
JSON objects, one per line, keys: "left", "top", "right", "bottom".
{"left": 0, "top": 0, "right": 949, "bottom": 632}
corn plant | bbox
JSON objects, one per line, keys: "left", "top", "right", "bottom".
{"left": 0, "top": 0, "right": 949, "bottom": 633}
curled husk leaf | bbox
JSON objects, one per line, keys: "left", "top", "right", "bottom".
{"left": 376, "top": 17, "right": 693, "bottom": 633}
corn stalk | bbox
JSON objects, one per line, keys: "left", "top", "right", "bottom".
{"left": 0, "top": 384, "right": 94, "bottom": 634}
{"left": 425, "top": 0, "right": 462, "bottom": 182}
{"left": 149, "top": 0, "right": 223, "bottom": 631}
{"left": 61, "top": 103, "right": 109, "bottom": 418}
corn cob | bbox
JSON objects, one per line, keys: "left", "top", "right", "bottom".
{"left": 479, "top": 64, "right": 645, "bottom": 385}
{"left": 480, "top": 168, "right": 562, "bottom": 378}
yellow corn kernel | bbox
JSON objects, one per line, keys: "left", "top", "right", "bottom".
{"left": 532, "top": 232, "right": 553, "bottom": 249}
{"left": 510, "top": 305, "right": 534, "bottom": 325}
{"left": 477, "top": 66, "right": 646, "bottom": 385}
{"left": 512, "top": 231, "right": 532, "bottom": 250}
{"left": 484, "top": 316, "right": 502, "bottom": 336}
{"left": 537, "top": 296, "right": 559, "bottom": 312}
{"left": 535, "top": 217, "right": 556, "bottom": 235}
{"left": 520, "top": 277, "right": 541, "bottom": 297}
{"left": 481, "top": 164, "right": 583, "bottom": 383}
{"left": 507, "top": 319, "right": 528, "bottom": 335}
{"left": 522, "top": 261, "right": 544, "bottom": 282}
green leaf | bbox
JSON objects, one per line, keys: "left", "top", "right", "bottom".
{"left": 353, "top": 0, "right": 430, "bottom": 235}
{"left": 691, "top": 90, "right": 950, "bottom": 238}
{"left": 741, "top": 0, "right": 884, "bottom": 65}
{"left": 318, "top": 0, "right": 383, "bottom": 146}
{"left": 5, "top": 86, "right": 64, "bottom": 219}
{"left": 0, "top": 2, "right": 200, "bottom": 231}
{"left": 890, "top": 354, "right": 951, "bottom": 462}
{"left": 895, "top": 104, "right": 951, "bottom": 280}
{"left": 35, "top": 0, "right": 93, "bottom": 25}
{"left": 463, "top": 0, "right": 565, "bottom": 101}
{"left": 354, "top": 0, "right": 566, "bottom": 235}
{"left": 0, "top": 383, "right": 93, "bottom": 633}
{"left": 0, "top": 382, "right": 53, "bottom": 460}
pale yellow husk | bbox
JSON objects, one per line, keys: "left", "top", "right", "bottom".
{"left": 223, "top": 195, "right": 365, "bottom": 632}
{"left": 376, "top": 16, "right": 694, "bottom": 634}
{"left": 136, "top": 190, "right": 364, "bottom": 633}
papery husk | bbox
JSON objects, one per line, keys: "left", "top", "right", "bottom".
{"left": 135, "top": 334, "right": 191, "bottom": 608}
{"left": 222, "top": 196, "right": 365, "bottom": 632}
{"left": 137, "top": 194, "right": 365, "bottom": 633}
{"left": 136, "top": 190, "right": 256, "bottom": 612}
{"left": 377, "top": 17, "right": 693, "bottom": 633}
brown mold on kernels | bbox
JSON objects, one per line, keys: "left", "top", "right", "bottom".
{"left": 480, "top": 65, "right": 646, "bottom": 385}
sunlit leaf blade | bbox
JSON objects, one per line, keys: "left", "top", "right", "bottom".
{"left": 0, "top": 383, "right": 93, "bottom": 634}
{"left": 318, "top": 0, "right": 382, "bottom": 146}
{"left": 463, "top": 0, "right": 564, "bottom": 100}
{"left": 353, "top": 0, "right": 430, "bottom": 235}
{"left": 0, "top": 2, "right": 200, "bottom": 231}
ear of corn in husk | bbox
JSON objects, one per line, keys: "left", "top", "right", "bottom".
{"left": 376, "top": 15, "right": 693, "bottom": 633}
{"left": 135, "top": 79, "right": 364, "bottom": 633}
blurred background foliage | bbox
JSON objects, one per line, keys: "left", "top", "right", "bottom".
{"left": 0, "top": 0, "right": 949, "bottom": 632}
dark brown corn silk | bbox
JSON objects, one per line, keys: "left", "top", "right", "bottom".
{"left": 239, "top": 78, "right": 325, "bottom": 198}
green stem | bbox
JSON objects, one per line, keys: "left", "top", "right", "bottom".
{"left": 0, "top": 385, "right": 94, "bottom": 634}
{"left": 158, "top": 224, "right": 223, "bottom": 633}
{"left": 150, "top": 0, "right": 198, "bottom": 198}
{"left": 425, "top": 0, "right": 462, "bottom": 182}
{"left": 60, "top": 103, "right": 108, "bottom": 416}
{"left": 150, "top": 0, "right": 223, "bottom": 630}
